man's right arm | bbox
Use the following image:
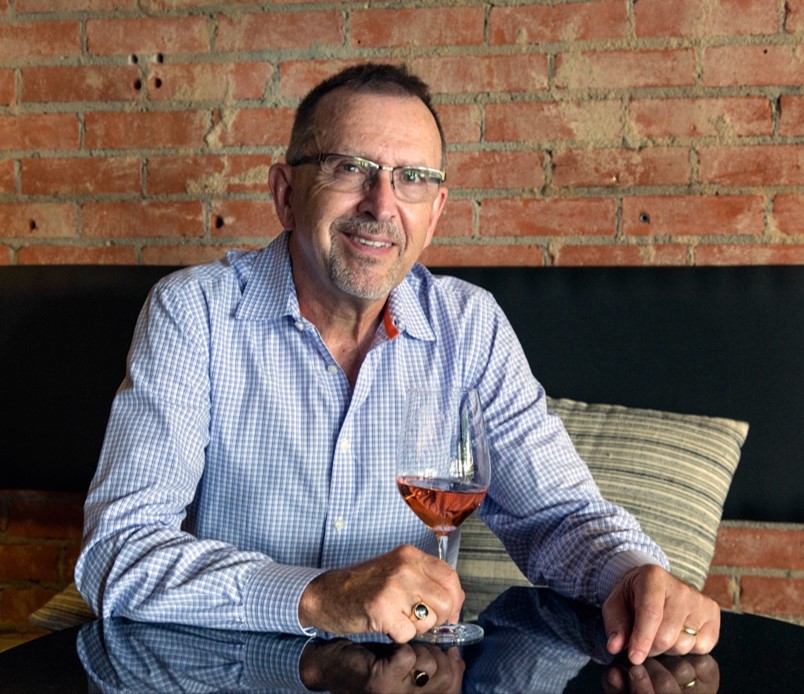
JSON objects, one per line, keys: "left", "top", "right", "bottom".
{"left": 75, "top": 276, "right": 321, "bottom": 634}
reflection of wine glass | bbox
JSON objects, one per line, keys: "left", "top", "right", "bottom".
{"left": 396, "top": 387, "right": 491, "bottom": 645}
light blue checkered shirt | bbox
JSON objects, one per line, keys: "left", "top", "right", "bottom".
{"left": 76, "top": 231, "right": 666, "bottom": 636}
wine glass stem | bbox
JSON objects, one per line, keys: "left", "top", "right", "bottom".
{"left": 437, "top": 534, "right": 449, "bottom": 563}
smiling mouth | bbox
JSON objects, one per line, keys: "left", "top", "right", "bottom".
{"left": 349, "top": 234, "right": 393, "bottom": 249}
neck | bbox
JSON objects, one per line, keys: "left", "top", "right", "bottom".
{"left": 297, "top": 284, "right": 387, "bottom": 389}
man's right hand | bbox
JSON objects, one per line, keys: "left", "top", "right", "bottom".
{"left": 299, "top": 544, "right": 464, "bottom": 642}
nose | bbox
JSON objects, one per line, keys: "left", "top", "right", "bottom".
{"left": 357, "top": 168, "right": 398, "bottom": 221}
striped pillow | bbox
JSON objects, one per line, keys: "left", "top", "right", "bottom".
{"left": 457, "top": 397, "right": 748, "bottom": 618}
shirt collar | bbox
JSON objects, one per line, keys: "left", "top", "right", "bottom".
{"left": 231, "top": 231, "right": 436, "bottom": 343}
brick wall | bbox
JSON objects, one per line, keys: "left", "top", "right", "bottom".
{"left": 0, "top": 1, "right": 802, "bottom": 265}
{"left": 1, "top": 0, "right": 802, "bottom": 644}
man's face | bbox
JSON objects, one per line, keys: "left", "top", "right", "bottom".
{"left": 273, "top": 89, "right": 448, "bottom": 305}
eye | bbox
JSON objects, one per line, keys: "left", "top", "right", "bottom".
{"left": 332, "top": 156, "right": 373, "bottom": 178}
{"left": 398, "top": 167, "right": 430, "bottom": 185}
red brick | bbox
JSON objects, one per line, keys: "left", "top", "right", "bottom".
{"left": 21, "top": 157, "right": 141, "bottom": 196}
{"left": 623, "top": 195, "right": 765, "bottom": 236}
{"left": 712, "top": 526, "right": 804, "bottom": 570}
{"left": 6, "top": 498, "right": 83, "bottom": 540}
{"left": 486, "top": 101, "right": 623, "bottom": 144}
{"left": 412, "top": 54, "right": 549, "bottom": 95}
{"left": 1, "top": 585, "right": 57, "bottom": 624}
{"left": 630, "top": 97, "right": 773, "bottom": 139}
{"left": 86, "top": 16, "right": 209, "bottom": 55}
{"left": 0, "top": 544, "right": 60, "bottom": 582}
{"left": 635, "top": 0, "right": 777, "bottom": 38}
{"left": 490, "top": 1, "right": 627, "bottom": 44}
{"left": 85, "top": 111, "right": 210, "bottom": 150}
{"left": 773, "top": 194, "right": 804, "bottom": 235}
{"left": 209, "top": 107, "right": 294, "bottom": 148}
{"left": 147, "top": 155, "right": 271, "bottom": 196}
{"left": 210, "top": 200, "right": 282, "bottom": 238}
{"left": 0, "top": 158, "right": 14, "bottom": 194}
{"left": 702, "top": 573, "right": 735, "bottom": 610}
{"left": 141, "top": 244, "right": 257, "bottom": 266}
{"left": 0, "top": 68, "right": 14, "bottom": 106}
{"left": 698, "top": 145, "right": 804, "bottom": 186}
{"left": 555, "top": 49, "right": 696, "bottom": 90}
{"left": 82, "top": 201, "right": 204, "bottom": 238}
{"left": 554, "top": 243, "right": 689, "bottom": 266}
{"left": 0, "top": 20, "right": 81, "bottom": 60}
{"left": 22, "top": 65, "right": 141, "bottom": 103}
{"left": 780, "top": 95, "right": 804, "bottom": 136}
{"left": 552, "top": 148, "right": 690, "bottom": 188}
{"left": 215, "top": 11, "right": 341, "bottom": 52}
{"left": 0, "top": 114, "right": 79, "bottom": 151}
{"left": 787, "top": 0, "right": 804, "bottom": 32}
{"left": 279, "top": 60, "right": 367, "bottom": 101}
{"left": 694, "top": 244, "right": 804, "bottom": 265}
{"left": 432, "top": 199, "right": 474, "bottom": 239}
{"left": 352, "top": 7, "right": 484, "bottom": 47}
{"left": 0, "top": 247, "right": 11, "bottom": 264}
{"left": 740, "top": 576, "right": 804, "bottom": 617}
{"left": 0, "top": 203, "right": 76, "bottom": 238}
{"left": 439, "top": 104, "right": 482, "bottom": 145}
{"left": 16, "top": 0, "right": 137, "bottom": 9}
{"left": 421, "top": 243, "right": 545, "bottom": 267}
{"left": 703, "top": 45, "right": 804, "bottom": 87}
{"left": 17, "top": 245, "right": 137, "bottom": 265}
{"left": 480, "top": 198, "right": 616, "bottom": 238}
{"left": 449, "top": 150, "right": 545, "bottom": 190}
{"left": 146, "top": 62, "right": 273, "bottom": 102}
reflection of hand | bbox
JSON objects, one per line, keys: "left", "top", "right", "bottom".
{"left": 299, "top": 544, "right": 464, "bottom": 642}
{"left": 603, "top": 565, "right": 720, "bottom": 664}
{"left": 602, "top": 654, "right": 720, "bottom": 693}
{"left": 300, "top": 638, "right": 465, "bottom": 693}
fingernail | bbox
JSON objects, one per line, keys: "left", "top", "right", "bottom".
{"left": 630, "top": 664, "right": 647, "bottom": 681}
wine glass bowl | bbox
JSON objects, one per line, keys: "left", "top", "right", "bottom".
{"left": 396, "top": 388, "right": 491, "bottom": 645}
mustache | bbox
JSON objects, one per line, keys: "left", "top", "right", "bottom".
{"left": 331, "top": 217, "right": 403, "bottom": 242}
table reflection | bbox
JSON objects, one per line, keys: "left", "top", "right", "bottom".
{"left": 77, "top": 587, "right": 718, "bottom": 693}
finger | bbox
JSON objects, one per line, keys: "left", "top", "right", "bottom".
{"left": 627, "top": 664, "right": 659, "bottom": 694}
{"left": 602, "top": 587, "right": 634, "bottom": 657}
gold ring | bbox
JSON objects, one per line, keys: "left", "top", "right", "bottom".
{"left": 682, "top": 625, "right": 698, "bottom": 637}
{"left": 412, "top": 670, "right": 430, "bottom": 687}
{"left": 412, "top": 602, "right": 429, "bottom": 621}
{"left": 682, "top": 677, "right": 697, "bottom": 688}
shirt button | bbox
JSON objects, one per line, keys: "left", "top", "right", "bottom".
{"left": 339, "top": 439, "right": 351, "bottom": 453}
{"left": 327, "top": 364, "right": 338, "bottom": 374}
{"left": 294, "top": 320, "right": 304, "bottom": 331}
{"left": 334, "top": 518, "right": 345, "bottom": 532}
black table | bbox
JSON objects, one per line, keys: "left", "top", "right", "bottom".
{"left": 1, "top": 587, "right": 803, "bottom": 692}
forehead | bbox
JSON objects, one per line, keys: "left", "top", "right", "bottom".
{"left": 312, "top": 89, "right": 443, "bottom": 164}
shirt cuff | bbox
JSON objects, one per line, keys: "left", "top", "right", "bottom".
{"left": 243, "top": 562, "right": 325, "bottom": 635}
{"left": 595, "top": 550, "right": 666, "bottom": 605}
{"left": 244, "top": 632, "right": 313, "bottom": 691}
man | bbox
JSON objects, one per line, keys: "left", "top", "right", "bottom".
{"left": 76, "top": 63, "right": 719, "bottom": 666}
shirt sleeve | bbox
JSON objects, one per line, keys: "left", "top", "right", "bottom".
{"left": 470, "top": 296, "right": 669, "bottom": 605}
{"left": 74, "top": 275, "right": 322, "bottom": 634}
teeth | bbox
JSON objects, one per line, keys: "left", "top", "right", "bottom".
{"left": 354, "top": 236, "right": 391, "bottom": 248}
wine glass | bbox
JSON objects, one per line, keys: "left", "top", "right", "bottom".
{"left": 396, "top": 387, "right": 491, "bottom": 645}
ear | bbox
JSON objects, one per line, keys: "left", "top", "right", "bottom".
{"left": 268, "top": 163, "right": 295, "bottom": 229}
{"left": 422, "top": 186, "right": 448, "bottom": 250}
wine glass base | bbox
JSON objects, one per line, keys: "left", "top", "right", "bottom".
{"left": 413, "top": 622, "right": 484, "bottom": 646}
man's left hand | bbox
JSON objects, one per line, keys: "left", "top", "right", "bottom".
{"left": 602, "top": 564, "right": 720, "bottom": 665}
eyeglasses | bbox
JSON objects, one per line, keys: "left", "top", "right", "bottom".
{"left": 289, "top": 152, "right": 446, "bottom": 204}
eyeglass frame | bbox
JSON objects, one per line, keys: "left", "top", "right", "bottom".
{"left": 288, "top": 152, "right": 447, "bottom": 202}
